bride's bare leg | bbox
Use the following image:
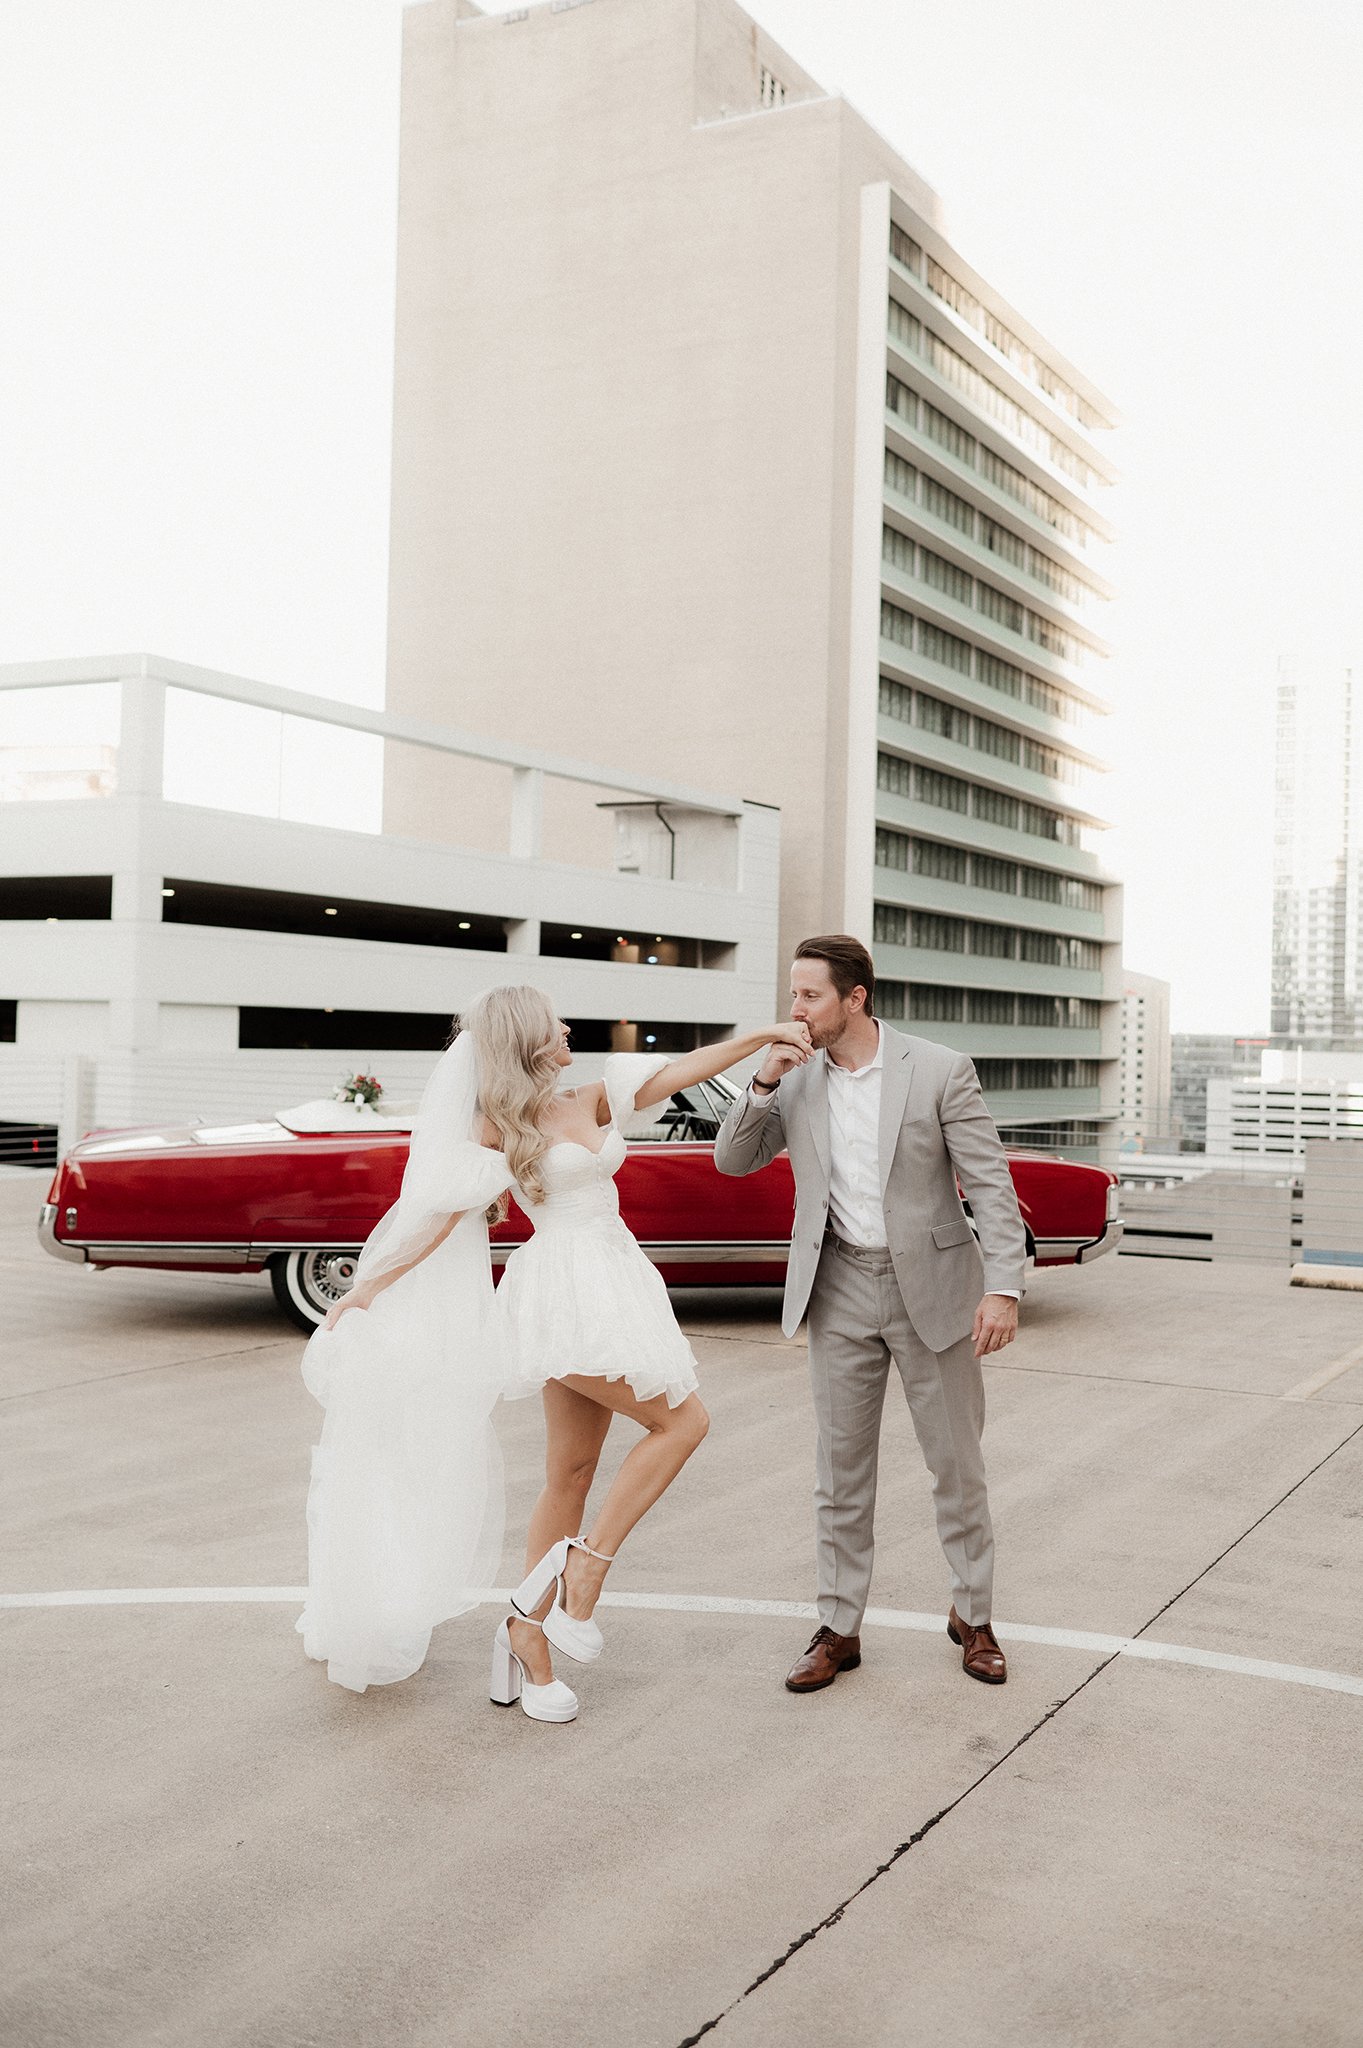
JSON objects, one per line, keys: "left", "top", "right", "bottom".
{"left": 507, "top": 1379, "right": 612, "bottom": 1684}
{"left": 554, "top": 1375, "right": 709, "bottom": 1623}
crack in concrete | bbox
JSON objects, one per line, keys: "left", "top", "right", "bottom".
{"left": 987, "top": 1355, "right": 1363, "bottom": 1404}
{"left": 677, "top": 1411, "right": 1363, "bottom": 2046}
{"left": 675, "top": 1655, "right": 1120, "bottom": 2047}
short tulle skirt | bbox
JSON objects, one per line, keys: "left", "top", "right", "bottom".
{"left": 495, "top": 1216, "right": 701, "bottom": 1409}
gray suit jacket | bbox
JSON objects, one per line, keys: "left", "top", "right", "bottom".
{"left": 713, "top": 1026, "right": 1027, "bottom": 1349}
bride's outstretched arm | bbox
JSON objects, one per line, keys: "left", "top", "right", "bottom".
{"left": 631, "top": 1023, "right": 812, "bottom": 1110}
{"left": 322, "top": 1209, "right": 467, "bottom": 1328}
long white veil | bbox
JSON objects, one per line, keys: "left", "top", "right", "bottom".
{"left": 296, "top": 1017, "right": 516, "bottom": 1693}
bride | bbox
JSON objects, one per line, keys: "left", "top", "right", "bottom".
{"left": 297, "top": 985, "right": 811, "bottom": 1721}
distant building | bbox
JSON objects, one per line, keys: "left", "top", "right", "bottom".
{"left": 1271, "top": 660, "right": 1362, "bottom": 1041}
{"left": 1170, "top": 1033, "right": 1269, "bottom": 1151}
{"left": 1207, "top": 1050, "right": 1363, "bottom": 1159}
{"left": 1117, "top": 971, "right": 1171, "bottom": 1148}
{"left": 383, "top": 0, "right": 1124, "bottom": 1156}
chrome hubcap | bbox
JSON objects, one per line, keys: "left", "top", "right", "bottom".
{"left": 300, "top": 1251, "right": 358, "bottom": 1306}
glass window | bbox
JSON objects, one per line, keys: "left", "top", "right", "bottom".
{"left": 922, "top": 475, "right": 975, "bottom": 536}
{"left": 919, "top": 549, "right": 972, "bottom": 607}
{"left": 873, "top": 902, "right": 908, "bottom": 945}
{"left": 1019, "top": 929, "right": 1062, "bottom": 965}
{"left": 1021, "top": 801, "right": 1064, "bottom": 841}
{"left": 975, "top": 1059, "right": 1015, "bottom": 1089}
{"left": 1029, "top": 614, "right": 1084, "bottom": 664}
{"left": 911, "top": 911, "right": 966, "bottom": 952}
{"left": 921, "top": 402, "right": 976, "bottom": 466}
{"left": 970, "top": 853, "right": 1018, "bottom": 893}
{"left": 979, "top": 518, "right": 1027, "bottom": 569}
{"left": 914, "top": 691, "right": 969, "bottom": 743}
{"left": 875, "top": 827, "right": 911, "bottom": 871}
{"left": 969, "top": 921, "right": 1016, "bottom": 957}
{"left": 1021, "top": 866, "right": 1061, "bottom": 903}
{"left": 1023, "top": 739, "right": 1064, "bottom": 779}
{"left": 1028, "top": 550, "right": 1088, "bottom": 606}
{"left": 968, "top": 989, "right": 1015, "bottom": 1024}
{"left": 886, "top": 374, "right": 916, "bottom": 425}
{"left": 887, "top": 298, "right": 920, "bottom": 350}
{"left": 878, "top": 676, "right": 913, "bottom": 723}
{"left": 880, "top": 599, "right": 914, "bottom": 647}
{"left": 973, "top": 786, "right": 1019, "bottom": 829}
{"left": 976, "top": 652, "right": 1022, "bottom": 700}
{"left": 914, "top": 766, "right": 970, "bottom": 813}
{"left": 877, "top": 751, "right": 914, "bottom": 797}
{"left": 882, "top": 524, "right": 914, "bottom": 573}
{"left": 909, "top": 984, "right": 964, "bottom": 1021}
{"left": 889, "top": 224, "right": 921, "bottom": 274}
{"left": 878, "top": 979, "right": 908, "bottom": 1019}
{"left": 974, "top": 718, "right": 1021, "bottom": 763}
{"left": 1019, "top": 994, "right": 1065, "bottom": 1027}
{"left": 884, "top": 450, "right": 917, "bottom": 499}
{"left": 912, "top": 837, "right": 968, "bottom": 883}
{"left": 919, "top": 621, "right": 972, "bottom": 673}
{"left": 977, "top": 581, "right": 1025, "bottom": 635}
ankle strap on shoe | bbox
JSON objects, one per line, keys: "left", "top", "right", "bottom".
{"left": 570, "top": 1536, "right": 616, "bottom": 1562}
{"left": 507, "top": 1612, "right": 545, "bottom": 1630}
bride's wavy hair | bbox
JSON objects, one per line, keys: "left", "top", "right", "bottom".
{"left": 454, "top": 984, "right": 562, "bottom": 1214}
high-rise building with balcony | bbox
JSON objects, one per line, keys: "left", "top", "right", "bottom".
{"left": 1271, "top": 660, "right": 1362, "bottom": 1042}
{"left": 383, "top": 0, "right": 1123, "bottom": 1152}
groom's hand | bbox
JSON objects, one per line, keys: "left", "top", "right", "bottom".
{"left": 753, "top": 1025, "right": 811, "bottom": 1091}
{"left": 972, "top": 1294, "right": 1018, "bottom": 1359}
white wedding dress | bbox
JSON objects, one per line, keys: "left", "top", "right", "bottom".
{"left": 297, "top": 1049, "right": 698, "bottom": 1692}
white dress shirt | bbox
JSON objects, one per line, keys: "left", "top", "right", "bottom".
{"left": 748, "top": 1026, "right": 1019, "bottom": 1295}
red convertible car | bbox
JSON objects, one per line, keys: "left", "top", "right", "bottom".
{"left": 38, "top": 1076, "right": 1123, "bottom": 1330}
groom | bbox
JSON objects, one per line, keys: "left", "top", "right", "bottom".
{"left": 714, "top": 935, "right": 1026, "bottom": 1691}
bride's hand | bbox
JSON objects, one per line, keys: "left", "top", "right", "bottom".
{"left": 770, "top": 1021, "right": 813, "bottom": 1054}
{"left": 323, "top": 1290, "right": 370, "bottom": 1332}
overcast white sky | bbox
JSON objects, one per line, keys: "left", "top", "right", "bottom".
{"left": 3, "top": 0, "right": 1361, "bottom": 1032}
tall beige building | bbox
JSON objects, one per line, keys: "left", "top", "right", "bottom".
{"left": 385, "top": 0, "right": 1122, "bottom": 1151}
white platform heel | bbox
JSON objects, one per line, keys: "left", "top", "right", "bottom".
{"left": 489, "top": 1616, "right": 578, "bottom": 1723}
{"left": 510, "top": 1536, "right": 616, "bottom": 1664}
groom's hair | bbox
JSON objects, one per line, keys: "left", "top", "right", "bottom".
{"left": 793, "top": 934, "right": 875, "bottom": 1018}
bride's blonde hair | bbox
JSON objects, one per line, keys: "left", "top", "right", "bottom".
{"left": 457, "top": 984, "right": 562, "bottom": 1211}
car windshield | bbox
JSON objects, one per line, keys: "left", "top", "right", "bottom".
{"left": 648, "top": 1074, "right": 739, "bottom": 1141}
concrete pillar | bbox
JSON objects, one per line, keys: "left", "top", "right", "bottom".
{"left": 114, "top": 671, "right": 166, "bottom": 800}
{"left": 58, "top": 1054, "right": 96, "bottom": 1157}
{"left": 505, "top": 918, "right": 542, "bottom": 955}
{"left": 509, "top": 767, "right": 544, "bottom": 860}
{"left": 108, "top": 671, "right": 167, "bottom": 1051}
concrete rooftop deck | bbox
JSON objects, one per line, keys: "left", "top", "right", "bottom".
{"left": 3, "top": 1173, "right": 1362, "bottom": 2047}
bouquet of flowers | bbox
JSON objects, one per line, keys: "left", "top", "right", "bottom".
{"left": 334, "top": 1072, "right": 383, "bottom": 1108}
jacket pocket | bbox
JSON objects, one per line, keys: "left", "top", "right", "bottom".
{"left": 931, "top": 1217, "right": 975, "bottom": 1249}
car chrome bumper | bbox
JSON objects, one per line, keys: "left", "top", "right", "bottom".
{"left": 1075, "top": 1220, "right": 1124, "bottom": 1263}
{"left": 37, "top": 1204, "right": 87, "bottom": 1265}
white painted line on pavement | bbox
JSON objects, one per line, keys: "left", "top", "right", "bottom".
{"left": 1281, "top": 1337, "right": 1363, "bottom": 1403}
{"left": 3, "top": 1584, "right": 1362, "bottom": 1698}
{"left": 0, "top": 1585, "right": 308, "bottom": 1607}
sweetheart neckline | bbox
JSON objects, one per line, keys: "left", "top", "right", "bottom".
{"left": 544, "top": 1131, "right": 621, "bottom": 1162}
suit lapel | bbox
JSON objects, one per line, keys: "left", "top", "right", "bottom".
{"left": 878, "top": 1028, "right": 915, "bottom": 1193}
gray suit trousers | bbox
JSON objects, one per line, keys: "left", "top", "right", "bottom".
{"left": 806, "top": 1235, "right": 994, "bottom": 1635}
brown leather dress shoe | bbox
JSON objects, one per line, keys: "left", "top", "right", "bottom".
{"left": 947, "top": 1606, "right": 1007, "bottom": 1684}
{"left": 785, "top": 1625, "right": 862, "bottom": 1693}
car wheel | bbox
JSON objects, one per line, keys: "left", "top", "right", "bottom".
{"left": 270, "top": 1249, "right": 361, "bottom": 1332}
